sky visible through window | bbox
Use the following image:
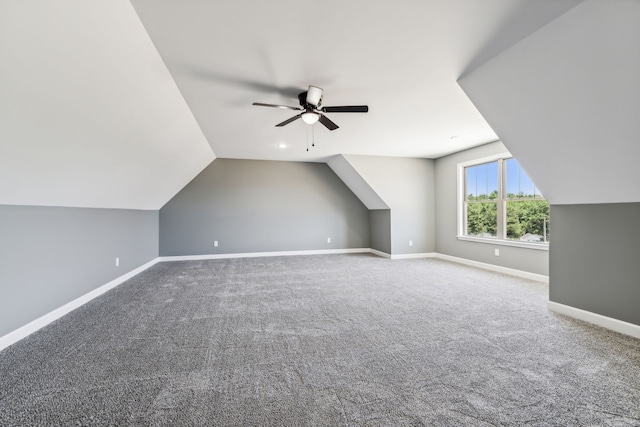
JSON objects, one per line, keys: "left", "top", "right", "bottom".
{"left": 505, "top": 158, "right": 542, "bottom": 198}
{"left": 466, "top": 162, "right": 497, "bottom": 199}
{"left": 466, "top": 159, "right": 543, "bottom": 199}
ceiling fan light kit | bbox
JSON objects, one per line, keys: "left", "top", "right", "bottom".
{"left": 301, "top": 111, "right": 320, "bottom": 124}
{"left": 253, "top": 85, "right": 368, "bottom": 131}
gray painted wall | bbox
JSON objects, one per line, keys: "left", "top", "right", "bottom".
{"left": 342, "top": 155, "right": 435, "bottom": 255}
{"left": 0, "top": 205, "right": 158, "bottom": 337}
{"left": 434, "top": 141, "right": 549, "bottom": 276}
{"left": 159, "top": 159, "right": 369, "bottom": 256}
{"left": 369, "top": 210, "right": 391, "bottom": 254}
{"left": 550, "top": 203, "right": 640, "bottom": 326}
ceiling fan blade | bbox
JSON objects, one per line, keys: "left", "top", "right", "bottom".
{"left": 318, "top": 114, "right": 339, "bottom": 131}
{"left": 322, "top": 105, "right": 369, "bottom": 113}
{"left": 275, "top": 114, "right": 302, "bottom": 127}
{"left": 306, "top": 86, "right": 323, "bottom": 107}
{"left": 253, "top": 102, "right": 301, "bottom": 111}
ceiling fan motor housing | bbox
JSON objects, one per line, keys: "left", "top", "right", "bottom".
{"left": 297, "top": 91, "right": 308, "bottom": 107}
{"left": 253, "top": 85, "right": 367, "bottom": 131}
{"left": 306, "top": 86, "right": 323, "bottom": 107}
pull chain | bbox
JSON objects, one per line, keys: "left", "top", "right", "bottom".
{"left": 305, "top": 124, "right": 317, "bottom": 152}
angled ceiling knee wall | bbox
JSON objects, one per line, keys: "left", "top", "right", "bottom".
{"left": 458, "top": 0, "right": 640, "bottom": 206}
{"left": 327, "top": 155, "right": 389, "bottom": 210}
{"left": 0, "top": 0, "right": 215, "bottom": 210}
{"left": 328, "top": 155, "right": 435, "bottom": 255}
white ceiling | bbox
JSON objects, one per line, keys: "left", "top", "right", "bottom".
{"left": 131, "top": 0, "right": 581, "bottom": 162}
{"left": 0, "top": 0, "right": 581, "bottom": 209}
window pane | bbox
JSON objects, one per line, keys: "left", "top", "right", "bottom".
{"left": 506, "top": 199, "right": 550, "bottom": 242}
{"left": 466, "top": 161, "right": 498, "bottom": 200}
{"left": 506, "top": 158, "right": 539, "bottom": 198}
{"left": 466, "top": 166, "right": 477, "bottom": 199}
{"left": 487, "top": 162, "right": 498, "bottom": 200}
{"left": 465, "top": 202, "right": 497, "bottom": 237}
{"left": 477, "top": 165, "right": 487, "bottom": 199}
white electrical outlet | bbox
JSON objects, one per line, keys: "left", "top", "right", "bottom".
{"left": 214, "top": 241, "right": 219, "bottom": 247}
{"left": 327, "top": 237, "right": 331, "bottom": 243}
{"left": 115, "top": 257, "right": 120, "bottom": 267}
{"left": 409, "top": 240, "right": 413, "bottom": 247}
{"left": 495, "top": 248, "right": 500, "bottom": 257}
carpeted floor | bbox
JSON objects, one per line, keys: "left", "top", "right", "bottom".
{"left": 1, "top": 254, "right": 639, "bottom": 426}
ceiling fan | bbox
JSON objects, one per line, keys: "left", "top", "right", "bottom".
{"left": 252, "top": 86, "right": 368, "bottom": 131}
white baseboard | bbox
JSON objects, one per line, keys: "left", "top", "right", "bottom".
{"left": 434, "top": 253, "right": 549, "bottom": 283}
{"left": 160, "top": 248, "right": 371, "bottom": 262}
{"left": 162, "top": 249, "right": 438, "bottom": 261}
{"left": 0, "top": 258, "right": 160, "bottom": 352}
{"left": 391, "top": 252, "right": 437, "bottom": 260}
{"left": 548, "top": 301, "right": 640, "bottom": 340}
{"left": 369, "top": 249, "right": 391, "bottom": 258}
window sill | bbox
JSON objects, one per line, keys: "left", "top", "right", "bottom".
{"left": 456, "top": 235, "right": 549, "bottom": 251}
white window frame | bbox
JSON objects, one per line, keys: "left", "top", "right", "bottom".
{"left": 457, "top": 152, "right": 549, "bottom": 251}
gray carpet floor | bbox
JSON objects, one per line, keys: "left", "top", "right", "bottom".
{"left": 1, "top": 254, "right": 639, "bottom": 426}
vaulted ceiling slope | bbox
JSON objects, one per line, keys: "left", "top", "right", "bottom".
{"left": 459, "top": 0, "right": 640, "bottom": 205}
{"left": 1, "top": 1, "right": 582, "bottom": 211}
{"left": 130, "top": 0, "right": 580, "bottom": 162}
{"left": 0, "top": 0, "right": 214, "bottom": 210}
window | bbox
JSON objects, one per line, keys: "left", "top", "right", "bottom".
{"left": 458, "top": 154, "right": 549, "bottom": 248}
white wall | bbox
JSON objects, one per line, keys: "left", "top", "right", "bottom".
{"left": 458, "top": 0, "right": 640, "bottom": 206}
{"left": 0, "top": 0, "right": 214, "bottom": 210}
